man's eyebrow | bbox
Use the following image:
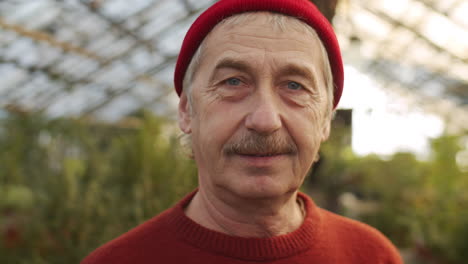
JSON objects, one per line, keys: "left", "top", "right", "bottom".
{"left": 209, "top": 59, "right": 318, "bottom": 87}
{"left": 209, "top": 58, "right": 253, "bottom": 82}
{"left": 278, "top": 64, "right": 318, "bottom": 88}
{"left": 214, "top": 58, "right": 253, "bottom": 72}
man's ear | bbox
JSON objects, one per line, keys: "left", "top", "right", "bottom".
{"left": 321, "top": 117, "right": 331, "bottom": 142}
{"left": 178, "top": 92, "right": 192, "bottom": 134}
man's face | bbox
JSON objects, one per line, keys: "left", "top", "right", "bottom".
{"left": 179, "top": 13, "right": 331, "bottom": 200}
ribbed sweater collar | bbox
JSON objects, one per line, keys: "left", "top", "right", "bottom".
{"left": 167, "top": 190, "right": 323, "bottom": 261}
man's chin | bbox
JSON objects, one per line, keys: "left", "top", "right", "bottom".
{"left": 226, "top": 177, "right": 298, "bottom": 201}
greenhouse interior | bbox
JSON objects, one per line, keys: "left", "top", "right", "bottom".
{"left": 0, "top": 0, "right": 467, "bottom": 263}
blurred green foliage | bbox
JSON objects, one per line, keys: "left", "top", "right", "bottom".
{"left": 0, "top": 111, "right": 467, "bottom": 264}
{"left": 0, "top": 111, "right": 197, "bottom": 263}
{"left": 315, "top": 128, "right": 468, "bottom": 264}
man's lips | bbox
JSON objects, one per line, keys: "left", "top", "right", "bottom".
{"left": 237, "top": 153, "right": 287, "bottom": 157}
{"left": 233, "top": 152, "right": 290, "bottom": 166}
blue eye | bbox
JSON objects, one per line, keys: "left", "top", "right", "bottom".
{"left": 226, "top": 78, "right": 241, "bottom": 86}
{"left": 287, "top": 81, "right": 302, "bottom": 90}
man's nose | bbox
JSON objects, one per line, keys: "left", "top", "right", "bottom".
{"left": 245, "top": 90, "right": 282, "bottom": 134}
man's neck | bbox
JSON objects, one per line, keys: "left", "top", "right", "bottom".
{"left": 184, "top": 188, "right": 305, "bottom": 237}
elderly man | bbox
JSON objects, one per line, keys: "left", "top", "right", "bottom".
{"left": 82, "top": 0, "right": 403, "bottom": 263}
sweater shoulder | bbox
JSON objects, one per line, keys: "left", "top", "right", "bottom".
{"left": 80, "top": 207, "right": 175, "bottom": 264}
{"left": 318, "top": 208, "right": 403, "bottom": 264}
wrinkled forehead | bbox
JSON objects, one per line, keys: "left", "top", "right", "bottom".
{"left": 199, "top": 12, "right": 324, "bottom": 62}
{"left": 199, "top": 12, "right": 325, "bottom": 67}
{"left": 212, "top": 12, "right": 317, "bottom": 37}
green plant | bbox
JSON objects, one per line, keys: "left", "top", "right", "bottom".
{"left": 313, "top": 130, "right": 468, "bottom": 264}
{"left": 0, "top": 111, "right": 197, "bottom": 263}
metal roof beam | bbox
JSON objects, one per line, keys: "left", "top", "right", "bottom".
{"left": 78, "top": 0, "right": 155, "bottom": 53}
{"left": 363, "top": 6, "right": 468, "bottom": 66}
{"left": 80, "top": 55, "right": 177, "bottom": 115}
{"left": 414, "top": 0, "right": 468, "bottom": 30}
{"left": 0, "top": 17, "right": 102, "bottom": 61}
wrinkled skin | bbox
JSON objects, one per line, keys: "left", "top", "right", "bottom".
{"left": 179, "top": 13, "right": 332, "bottom": 236}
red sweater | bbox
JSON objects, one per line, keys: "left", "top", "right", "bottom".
{"left": 82, "top": 191, "right": 403, "bottom": 264}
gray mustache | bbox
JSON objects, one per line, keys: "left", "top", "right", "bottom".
{"left": 224, "top": 132, "right": 298, "bottom": 156}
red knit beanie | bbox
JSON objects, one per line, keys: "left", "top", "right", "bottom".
{"left": 174, "top": 0, "right": 343, "bottom": 109}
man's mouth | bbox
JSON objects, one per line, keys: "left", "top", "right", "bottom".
{"left": 233, "top": 152, "right": 289, "bottom": 167}
{"left": 238, "top": 153, "right": 286, "bottom": 157}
